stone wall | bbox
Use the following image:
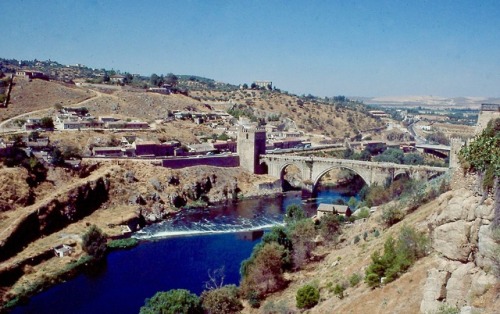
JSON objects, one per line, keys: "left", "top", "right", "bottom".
{"left": 161, "top": 155, "right": 239, "bottom": 169}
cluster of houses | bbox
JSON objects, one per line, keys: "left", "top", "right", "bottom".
{"left": 16, "top": 70, "right": 49, "bottom": 81}
{"left": 56, "top": 108, "right": 149, "bottom": 131}
{"left": 23, "top": 108, "right": 150, "bottom": 131}
{"left": 91, "top": 137, "right": 238, "bottom": 158}
{"left": 0, "top": 134, "right": 82, "bottom": 168}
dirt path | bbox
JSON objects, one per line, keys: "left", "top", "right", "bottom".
{"left": 0, "top": 88, "right": 113, "bottom": 133}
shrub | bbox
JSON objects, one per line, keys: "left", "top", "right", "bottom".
{"left": 381, "top": 206, "right": 405, "bottom": 226}
{"left": 261, "top": 300, "right": 292, "bottom": 314}
{"left": 365, "top": 226, "right": 429, "bottom": 288}
{"left": 434, "top": 304, "right": 460, "bottom": 314}
{"left": 296, "top": 284, "right": 319, "bottom": 309}
{"left": 139, "top": 289, "right": 202, "bottom": 314}
{"left": 201, "top": 285, "right": 243, "bottom": 314}
{"left": 289, "top": 219, "right": 317, "bottom": 270}
{"left": 318, "top": 213, "right": 341, "bottom": 242}
{"left": 349, "top": 273, "right": 362, "bottom": 287}
{"left": 333, "top": 283, "right": 345, "bottom": 299}
{"left": 284, "top": 204, "right": 306, "bottom": 224}
{"left": 240, "top": 243, "right": 287, "bottom": 300}
{"left": 81, "top": 225, "right": 107, "bottom": 260}
{"left": 354, "top": 235, "right": 360, "bottom": 244}
{"left": 356, "top": 208, "right": 370, "bottom": 219}
{"left": 107, "top": 238, "right": 138, "bottom": 250}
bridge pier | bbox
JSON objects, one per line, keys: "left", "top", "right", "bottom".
{"left": 260, "top": 155, "right": 449, "bottom": 192}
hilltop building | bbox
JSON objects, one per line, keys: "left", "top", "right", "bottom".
{"left": 253, "top": 80, "right": 272, "bottom": 90}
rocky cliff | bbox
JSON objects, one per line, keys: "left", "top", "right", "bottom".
{"left": 420, "top": 175, "right": 499, "bottom": 313}
{"left": 249, "top": 172, "right": 499, "bottom": 314}
{"left": 0, "top": 168, "right": 112, "bottom": 262}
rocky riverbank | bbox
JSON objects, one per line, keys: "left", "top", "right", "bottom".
{"left": 0, "top": 161, "right": 281, "bottom": 309}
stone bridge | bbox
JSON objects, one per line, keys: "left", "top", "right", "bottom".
{"left": 260, "top": 155, "right": 448, "bottom": 190}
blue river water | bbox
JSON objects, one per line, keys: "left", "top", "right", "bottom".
{"left": 12, "top": 188, "right": 359, "bottom": 314}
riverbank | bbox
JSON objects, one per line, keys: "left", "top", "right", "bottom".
{"left": 4, "top": 189, "right": 302, "bottom": 313}
{"left": 0, "top": 161, "right": 283, "bottom": 310}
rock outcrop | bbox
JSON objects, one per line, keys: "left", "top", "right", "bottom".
{"left": 420, "top": 176, "right": 499, "bottom": 313}
{"left": 0, "top": 170, "right": 112, "bottom": 262}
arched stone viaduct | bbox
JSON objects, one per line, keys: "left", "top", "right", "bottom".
{"left": 260, "top": 155, "right": 448, "bottom": 190}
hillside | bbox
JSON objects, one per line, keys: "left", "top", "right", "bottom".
{"left": 0, "top": 78, "right": 92, "bottom": 124}
{"left": 0, "top": 75, "right": 385, "bottom": 150}
{"left": 242, "top": 172, "right": 499, "bottom": 314}
{"left": 190, "top": 89, "right": 383, "bottom": 139}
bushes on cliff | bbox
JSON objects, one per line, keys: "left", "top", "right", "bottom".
{"left": 81, "top": 225, "right": 107, "bottom": 260}
{"left": 284, "top": 204, "right": 306, "bottom": 224}
{"left": 139, "top": 289, "right": 202, "bottom": 314}
{"left": 296, "top": 284, "right": 320, "bottom": 309}
{"left": 201, "top": 284, "right": 243, "bottom": 314}
{"left": 240, "top": 242, "right": 287, "bottom": 305}
{"left": 318, "top": 212, "right": 341, "bottom": 241}
{"left": 289, "top": 219, "right": 317, "bottom": 270}
{"left": 459, "top": 118, "right": 499, "bottom": 191}
{"left": 365, "top": 226, "right": 429, "bottom": 288}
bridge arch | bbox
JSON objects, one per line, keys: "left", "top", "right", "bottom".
{"left": 279, "top": 162, "right": 305, "bottom": 180}
{"left": 312, "top": 165, "right": 371, "bottom": 192}
{"left": 259, "top": 161, "right": 269, "bottom": 175}
{"left": 279, "top": 162, "right": 307, "bottom": 191}
{"left": 394, "top": 169, "right": 409, "bottom": 181}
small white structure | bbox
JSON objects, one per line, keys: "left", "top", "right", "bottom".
{"left": 316, "top": 204, "right": 352, "bottom": 219}
{"left": 54, "top": 244, "right": 74, "bottom": 257}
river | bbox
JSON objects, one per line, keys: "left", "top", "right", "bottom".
{"left": 12, "top": 188, "right": 359, "bottom": 314}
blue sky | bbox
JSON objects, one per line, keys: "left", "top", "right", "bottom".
{"left": 3, "top": 0, "right": 499, "bottom": 97}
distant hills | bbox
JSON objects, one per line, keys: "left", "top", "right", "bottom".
{"left": 353, "top": 95, "right": 500, "bottom": 109}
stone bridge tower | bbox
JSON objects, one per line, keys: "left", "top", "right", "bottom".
{"left": 237, "top": 125, "right": 266, "bottom": 174}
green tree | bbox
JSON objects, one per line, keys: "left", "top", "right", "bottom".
{"left": 150, "top": 73, "right": 160, "bottom": 86}
{"left": 165, "top": 73, "right": 179, "bottom": 86}
{"left": 81, "top": 225, "right": 107, "bottom": 260}
{"left": 40, "top": 117, "right": 54, "bottom": 129}
{"left": 240, "top": 242, "right": 286, "bottom": 301}
{"left": 50, "top": 148, "right": 65, "bottom": 166}
{"left": 318, "top": 213, "right": 341, "bottom": 242}
{"left": 426, "top": 131, "right": 450, "bottom": 145}
{"left": 365, "top": 227, "right": 429, "bottom": 288}
{"left": 459, "top": 118, "right": 499, "bottom": 191}
{"left": 201, "top": 285, "right": 243, "bottom": 314}
{"left": 402, "top": 153, "right": 424, "bottom": 165}
{"left": 373, "top": 148, "right": 404, "bottom": 164}
{"left": 289, "top": 219, "right": 317, "bottom": 270}
{"left": 348, "top": 196, "right": 358, "bottom": 209}
{"left": 284, "top": 204, "right": 306, "bottom": 224}
{"left": 296, "top": 284, "right": 319, "bottom": 309}
{"left": 140, "top": 289, "right": 202, "bottom": 314}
